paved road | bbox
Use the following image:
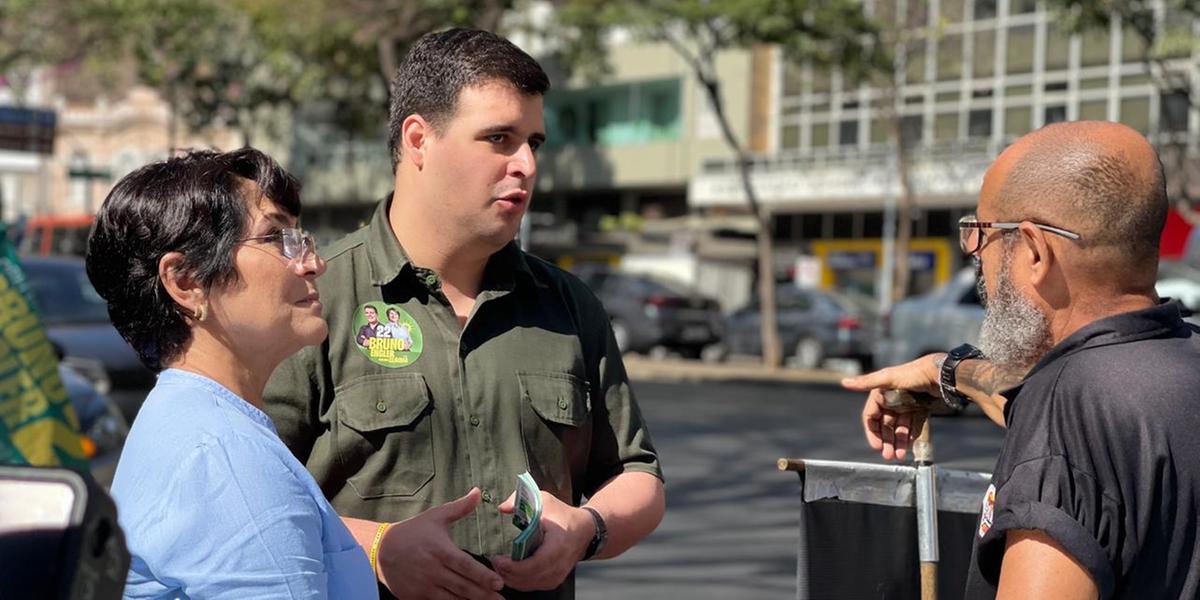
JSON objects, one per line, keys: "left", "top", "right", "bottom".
{"left": 577, "top": 379, "right": 1006, "bottom": 600}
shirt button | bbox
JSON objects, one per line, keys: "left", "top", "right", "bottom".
{"left": 482, "top": 490, "right": 493, "bottom": 503}
{"left": 557, "top": 397, "right": 569, "bottom": 410}
{"left": 376, "top": 401, "right": 387, "bottom": 413}
{"left": 424, "top": 274, "right": 438, "bottom": 286}
{"left": 469, "top": 415, "right": 481, "bottom": 427}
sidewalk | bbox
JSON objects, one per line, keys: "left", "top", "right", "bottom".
{"left": 623, "top": 355, "right": 848, "bottom": 386}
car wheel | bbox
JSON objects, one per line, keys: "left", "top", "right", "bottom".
{"left": 611, "top": 320, "right": 631, "bottom": 353}
{"left": 700, "top": 343, "right": 728, "bottom": 363}
{"left": 791, "top": 338, "right": 824, "bottom": 370}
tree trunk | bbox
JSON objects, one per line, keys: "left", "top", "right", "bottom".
{"left": 700, "top": 77, "right": 782, "bottom": 369}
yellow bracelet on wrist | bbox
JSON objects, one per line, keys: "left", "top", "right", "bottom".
{"left": 368, "top": 522, "right": 391, "bottom": 577}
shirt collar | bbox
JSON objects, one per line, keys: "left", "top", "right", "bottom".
{"left": 1000, "top": 300, "right": 1189, "bottom": 421}
{"left": 157, "top": 368, "right": 277, "bottom": 433}
{"left": 366, "top": 193, "right": 542, "bottom": 290}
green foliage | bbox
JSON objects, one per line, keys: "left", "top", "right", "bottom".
{"left": 553, "top": 0, "right": 888, "bottom": 85}
{"left": 1046, "top": 0, "right": 1200, "bottom": 64}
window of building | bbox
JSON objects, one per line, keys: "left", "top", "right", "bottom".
{"left": 925, "top": 209, "right": 954, "bottom": 237}
{"left": 1121, "top": 27, "right": 1148, "bottom": 63}
{"left": 800, "top": 214, "right": 824, "bottom": 240}
{"left": 811, "top": 123, "right": 830, "bottom": 148}
{"left": 781, "top": 124, "right": 801, "bottom": 150}
{"left": 1119, "top": 97, "right": 1151, "bottom": 133}
{"left": 974, "top": 29, "right": 996, "bottom": 78}
{"left": 1163, "top": 11, "right": 1194, "bottom": 59}
{"left": 968, "top": 109, "right": 992, "bottom": 138}
{"left": 1009, "top": 0, "right": 1037, "bottom": 14}
{"left": 1161, "top": 91, "right": 1190, "bottom": 133}
{"left": 832, "top": 213, "right": 855, "bottom": 238}
{"left": 935, "top": 113, "right": 959, "bottom": 141}
{"left": 935, "top": 90, "right": 961, "bottom": 103}
{"left": 1044, "top": 81, "right": 1068, "bottom": 92}
{"left": 545, "top": 79, "right": 682, "bottom": 148}
{"left": 1079, "top": 77, "right": 1108, "bottom": 90}
{"left": 1045, "top": 24, "right": 1070, "bottom": 71}
{"left": 1005, "top": 106, "right": 1032, "bottom": 136}
{"left": 1079, "top": 100, "right": 1108, "bottom": 121}
{"left": 783, "top": 63, "right": 805, "bottom": 97}
{"left": 975, "top": 0, "right": 997, "bottom": 20}
{"left": 942, "top": 0, "right": 965, "bottom": 23}
{"left": 838, "top": 120, "right": 859, "bottom": 146}
{"left": 900, "top": 115, "right": 923, "bottom": 148}
{"left": 938, "top": 35, "right": 964, "bottom": 81}
{"left": 1080, "top": 30, "right": 1110, "bottom": 67}
{"left": 907, "top": 1, "right": 929, "bottom": 28}
{"left": 863, "top": 211, "right": 884, "bottom": 238}
{"left": 813, "top": 68, "right": 831, "bottom": 93}
{"left": 1044, "top": 105, "right": 1067, "bottom": 125}
{"left": 1006, "top": 26, "right": 1036, "bottom": 75}
{"left": 1005, "top": 83, "right": 1033, "bottom": 98}
{"left": 870, "top": 118, "right": 890, "bottom": 143}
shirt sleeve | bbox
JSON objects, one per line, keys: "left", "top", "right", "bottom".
{"left": 578, "top": 287, "right": 664, "bottom": 495}
{"left": 977, "top": 454, "right": 1122, "bottom": 597}
{"left": 136, "top": 436, "right": 332, "bottom": 599}
{"left": 264, "top": 344, "right": 327, "bottom": 463}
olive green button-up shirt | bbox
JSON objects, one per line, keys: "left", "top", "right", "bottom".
{"left": 264, "top": 199, "right": 662, "bottom": 599}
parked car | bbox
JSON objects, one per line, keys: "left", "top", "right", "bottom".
{"left": 876, "top": 262, "right": 1200, "bottom": 371}
{"left": 20, "top": 256, "right": 154, "bottom": 421}
{"left": 574, "top": 268, "right": 724, "bottom": 357}
{"left": 721, "top": 287, "right": 877, "bottom": 370}
{"left": 54, "top": 348, "right": 128, "bottom": 488}
{"left": 874, "top": 268, "right": 984, "bottom": 369}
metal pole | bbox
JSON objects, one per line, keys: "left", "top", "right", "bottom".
{"left": 883, "top": 389, "right": 939, "bottom": 599}
{"left": 879, "top": 147, "right": 898, "bottom": 320}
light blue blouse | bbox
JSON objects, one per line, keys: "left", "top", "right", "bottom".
{"left": 111, "top": 369, "right": 377, "bottom": 599}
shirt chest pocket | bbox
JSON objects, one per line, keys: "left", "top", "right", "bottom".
{"left": 518, "top": 371, "right": 591, "bottom": 500}
{"left": 335, "top": 374, "right": 435, "bottom": 499}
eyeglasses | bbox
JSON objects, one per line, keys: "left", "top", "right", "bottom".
{"left": 958, "top": 215, "right": 1081, "bottom": 256}
{"left": 237, "top": 228, "right": 318, "bottom": 268}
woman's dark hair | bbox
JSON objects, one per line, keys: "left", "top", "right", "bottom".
{"left": 85, "top": 148, "right": 301, "bottom": 371}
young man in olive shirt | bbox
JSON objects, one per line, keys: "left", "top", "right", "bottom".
{"left": 265, "top": 29, "right": 665, "bottom": 600}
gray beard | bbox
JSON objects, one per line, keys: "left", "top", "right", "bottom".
{"left": 978, "top": 244, "right": 1053, "bottom": 372}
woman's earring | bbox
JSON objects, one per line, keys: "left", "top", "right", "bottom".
{"left": 194, "top": 303, "right": 207, "bottom": 322}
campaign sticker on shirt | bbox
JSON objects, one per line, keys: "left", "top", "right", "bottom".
{"left": 978, "top": 483, "right": 996, "bottom": 538}
{"left": 353, "top": 302, "right": 423, "bottom": 368}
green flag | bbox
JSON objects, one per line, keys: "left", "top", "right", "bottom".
{"left": 0, "top": 221, "right": 87, "bottom": 470}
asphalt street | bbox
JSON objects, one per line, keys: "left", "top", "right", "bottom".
{"left": 576, "top": 379, "right": 1007, "bottom": 600}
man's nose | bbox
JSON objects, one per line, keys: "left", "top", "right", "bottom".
{"left": 509, "top": 143, "right": 537, "bottom": 179}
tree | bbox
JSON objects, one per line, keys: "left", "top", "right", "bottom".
{"left": 341, "top": 0, "right": 515, "bottom": 99}
{"left": 555, "top": 0, "right": 886, "bottom": 369}
{"left": 0, "top": 0, "right": 128, "bottom": 104}
{"left": 1047, "top": 0, "right": 1200, "bottom": 223}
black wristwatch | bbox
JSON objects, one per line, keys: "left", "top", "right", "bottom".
{"left": 580, "top": 506, "right": 607, "bottom": 561}
{"left": 939, "top": 343, "right": 985, "bottom": 410}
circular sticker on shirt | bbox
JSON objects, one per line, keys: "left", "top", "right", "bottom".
{"left": 353, "top": 302, "right": 424, "bottom": 368}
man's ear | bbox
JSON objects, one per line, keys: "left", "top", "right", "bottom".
{"left": 158, "top": 252, "right": 205, "bottom": 320}
{"left": 402, "top": 115, "right": 432, "bottom": 170}
{"left": 1017, "top": 222, "right": 1055, "bottom": 286}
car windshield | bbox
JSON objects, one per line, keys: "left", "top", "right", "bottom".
{"left": 630, "top": 276, "right": 695, "bottom": 297}
{"left": 22, "top": 262, "right": 111, "bottom": 325}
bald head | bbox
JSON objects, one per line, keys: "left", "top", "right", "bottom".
{"left": 982, "top": 121, "right": 1167, "bottom": 269}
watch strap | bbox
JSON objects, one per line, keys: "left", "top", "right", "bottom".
{"left": 580, "top": 506, "right": 607, "bottom": 561}
{"left": 939, "top": 343, "right": 984, "bottom": 410}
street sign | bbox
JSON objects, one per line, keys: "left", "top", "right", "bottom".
{"left": 0, "top": 106, "right": 56, "bottom": 155}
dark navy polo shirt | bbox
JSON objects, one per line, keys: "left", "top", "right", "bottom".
{"left": 965, "top": 301, "right": 1200, "bottom": 599}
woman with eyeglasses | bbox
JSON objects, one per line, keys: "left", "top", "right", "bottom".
{"left": 87, "top": 149, "right": 377, "bottom": 599}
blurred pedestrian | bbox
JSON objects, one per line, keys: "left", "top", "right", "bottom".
{"left": 843, "top": 121, "right": 1200, "bottom": 598}
{"left": 88, "top": 149, "right": 377, "bottom": 598}
{"left": 264, "top": 28, "right": 664, "bottom": 600}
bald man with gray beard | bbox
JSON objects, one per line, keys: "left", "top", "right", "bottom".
{"left": 843, "top": 121, "right": 1200, "bottom": 599}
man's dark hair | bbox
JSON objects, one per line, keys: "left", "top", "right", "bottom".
{"left": 386, "top": 28, "right": 550, "bottom": 172}
{"left": 85, "top": 148, "right": 301, "bottom": 371}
